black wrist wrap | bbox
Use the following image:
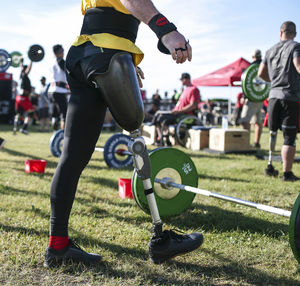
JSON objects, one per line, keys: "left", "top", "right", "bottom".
{"left": 148, "top": 13, "right": 177, "bottom": 54}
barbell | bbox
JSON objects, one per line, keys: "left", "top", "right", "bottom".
{"left": 131, "top": 147, "right": 300, "bottom": 264}
{"left": 0, "top": 49, "right": 12, "bottom": 73}
{"left": 49, "top": 130, "right": 133, "bottom": 168}
{"left": 0, "top": 45, "right": 45, "bottom": 73}
{"left": 241, "top": 63, "right": 270, "bottom": 102}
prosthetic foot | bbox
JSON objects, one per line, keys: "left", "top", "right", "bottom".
{"left": 264, "top": 164, "right": 279, "bottom": 177}
{"left": 129, "top": 130, "right": 203, "bottom": 262}
{"left": 265, "top": 131, "right": 278, "bottom": 177}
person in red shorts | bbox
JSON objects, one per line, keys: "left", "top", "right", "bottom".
{"left": 13, "top": 61, "right": 35, "bottom": 135}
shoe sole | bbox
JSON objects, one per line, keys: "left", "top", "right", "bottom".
{"left": 43, "top": 256, "right": 102, "bottom": 268}
{"left": 264, "top": 169, "right": 278, "bottom": 177}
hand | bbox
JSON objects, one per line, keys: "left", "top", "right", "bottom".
{"left": 171, "top": 109, "right": 181, "bottom": 114}
{"left": 161, "top": 31, "right": 192, "bottom": 64}
{"left": 135, "top": 66, "right": 145, "bottom": 88}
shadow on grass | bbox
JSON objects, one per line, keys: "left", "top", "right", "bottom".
{"left": 165, "top": 203, "right": 288, "bottom": 238}
{"left": 50, "top": 231, "right": 299, "bottom": 286}
{"left": 0, "top": 223, "right": 48, "bottom": 237}
{"left": 185, "top": 151, "right": 235, "bottom": 160}
{"left": 173, "top": 249, "right": 300, "bottom": 286}
{"left": 2, "top": 147, "right": 58, "bottom": 167}
{"left": 0, "top": 184, "right": 49, "bottom": 199}
{"left": 85, "top": 176, "right": 119, "bottom": 189}
{"left": 198, "top": 173, "right": 251, "bottom": 183}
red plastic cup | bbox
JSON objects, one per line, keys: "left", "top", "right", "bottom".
{"left": 118, "top": 178, "right": 133, "bottom": 199}
{"left": 25, "top": 159, "right": 47, "bottom": 173}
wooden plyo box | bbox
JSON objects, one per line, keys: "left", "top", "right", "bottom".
{"left": 209, "top": 128, "right": 250, "bottom": 152}
{"left": 140, "top": 124, "right": 156, "bottom": 145}
{"left": 123, "top": 124, "right": 156, "bottom": 145}
{"left": 188, "top": 127, "right": 210, "bottom": 151}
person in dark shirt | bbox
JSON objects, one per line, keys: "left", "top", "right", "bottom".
{"left": 258, "top": 21, "right": 300, "bottom": 181}
{"left": 13, "top": 61, "right": 35, "bottom": 135}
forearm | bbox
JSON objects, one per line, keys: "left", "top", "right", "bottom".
{"left": 26, "top": 61, "right": 33, "bottom": 74}
{"left": 293, "top": 57, "right": 300, "bottom": 75}
{"left": 120, "top": 0, "right": 159, "bottom": 24}
{"left": 177, "top": 103, "right": 197, "bottom": 114}
{"left": 258, "top": 63, "right": 270, "bottom": 82}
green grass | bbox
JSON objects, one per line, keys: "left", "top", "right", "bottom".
{"left": 1, "top": 124, "right": 300, "bottom": 285}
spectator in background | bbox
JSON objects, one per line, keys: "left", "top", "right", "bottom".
{"left": 13, "top": 61, "right": 35, "bottom": 135}
{"left": 30, "top": 86, "right": 39, "bottom": 125}
{"left": 144, "top": 89, "right": 161, "bottom": 122}
{"left": 199, "top": 99, "right": 214, "bottom": 125}
{"left": 171, "top": 89, "right": 177, "bottom": 107}
{"left": 38, "top": 76, "right": 51, "bottom": 132}
{"left": 152, "top": 89, "right": 161, "bottom": 107}
{"left": 48, "top": 44, "right": 69, "bottom": 130}
{"left": 152, "top": 73, "right": 200, "bottom": 145}
{"left": 232, "top": 92, "right": 244, "bottom": 126}
{"left": 239, "top": 49, "right": 263, "bottom": 148}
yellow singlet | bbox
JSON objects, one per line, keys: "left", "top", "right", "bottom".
{"left": 81, "top": 0, "right": 130, "bottom": 15}
{"left": 73, "top": 0, "right": 144, "bottom": 66}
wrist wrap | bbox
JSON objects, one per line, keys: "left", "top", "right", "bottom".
{"left": 148, "top": 13, "right": 177, "bottom": 54}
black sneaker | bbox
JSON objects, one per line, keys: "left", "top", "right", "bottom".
{"left": 252, "top": 142, "right": 261, "bottom": 148}
{"left": 264, "top": 164, "right": 278, "bottom": 177}
{"left": 282, "top": 171, "right": 300, "bottom": 182}
{"left": 19, "top": 128, "right": 29, "bottom": 135}
{"left": 0, "top": 138, "right": 5, "bottom": 150}
{"left": 148, "top": 230, "right": 204, "bottom": 264}
{"left": 44, "top": 239, "right": 102, "bottom": 268}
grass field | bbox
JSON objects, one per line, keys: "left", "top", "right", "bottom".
{"left": 1, "top": 124, "right": 300, "bottom": 285}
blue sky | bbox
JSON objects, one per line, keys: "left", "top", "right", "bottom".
{"left": 1, "top": 0, "right": 300, "bottom": 101}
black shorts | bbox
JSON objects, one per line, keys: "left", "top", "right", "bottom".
{"left": 38, "top": 107, "right": 49, "bottom": 119}
{"left": 51, "top": 92, "right": 68, "bottom": 121}
{"left": 268, "top": 98, "right": 299, "bottom": 132}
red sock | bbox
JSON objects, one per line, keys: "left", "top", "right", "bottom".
{"left": 49, "top": 236, "right": 69, "bottom": 250}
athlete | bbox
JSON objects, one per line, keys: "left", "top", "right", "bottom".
{"left": 258, "top": 21, "right": 300, "bottom": 181}
{"left": 48, "top": 44, "right": 69, "bottom": 130}
{"left": 44, "top": 0, "right": 204, "bottom": 268}
{"left": 13, "top": 61, "right": 35, "bottom": 135}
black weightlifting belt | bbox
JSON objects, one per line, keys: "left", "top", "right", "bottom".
{"left": 80, "top": 7, "right": 139, "bottom": 43}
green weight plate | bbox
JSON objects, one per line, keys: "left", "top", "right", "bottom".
{"left": 10, "top": 51, "right": 22, "bottom": 68}
{"left": 132, "top": 147, "right": 198, "bottom": 217}
{"left": 242, "top": 64, "right": 270, "bottom": 102}
{"left": 289, "top": 194, "right": 300, "bottom": 264}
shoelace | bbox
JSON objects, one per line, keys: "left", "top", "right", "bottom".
{"left": 168, "top": 229, "right": 189, "bottom": 241}
{"left": 69, "top": 239, "right": 84, "bottom": 251}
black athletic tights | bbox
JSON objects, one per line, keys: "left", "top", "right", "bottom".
{"left": 50, "top": 55, "right": 110, "bottom": 236}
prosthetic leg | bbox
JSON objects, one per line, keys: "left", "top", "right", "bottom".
{"left": 92, "top": 53, "right": 163, "bottom": 235}
{"left": 264, "top": 130, "right": 279, "bottom": 176}
{"left": 92, "top": 53, "right": 203, "bottom": 262}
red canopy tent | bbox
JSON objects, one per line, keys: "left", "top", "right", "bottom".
{"left": 192, "top": 57, "right": 250, "bottom": 87}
